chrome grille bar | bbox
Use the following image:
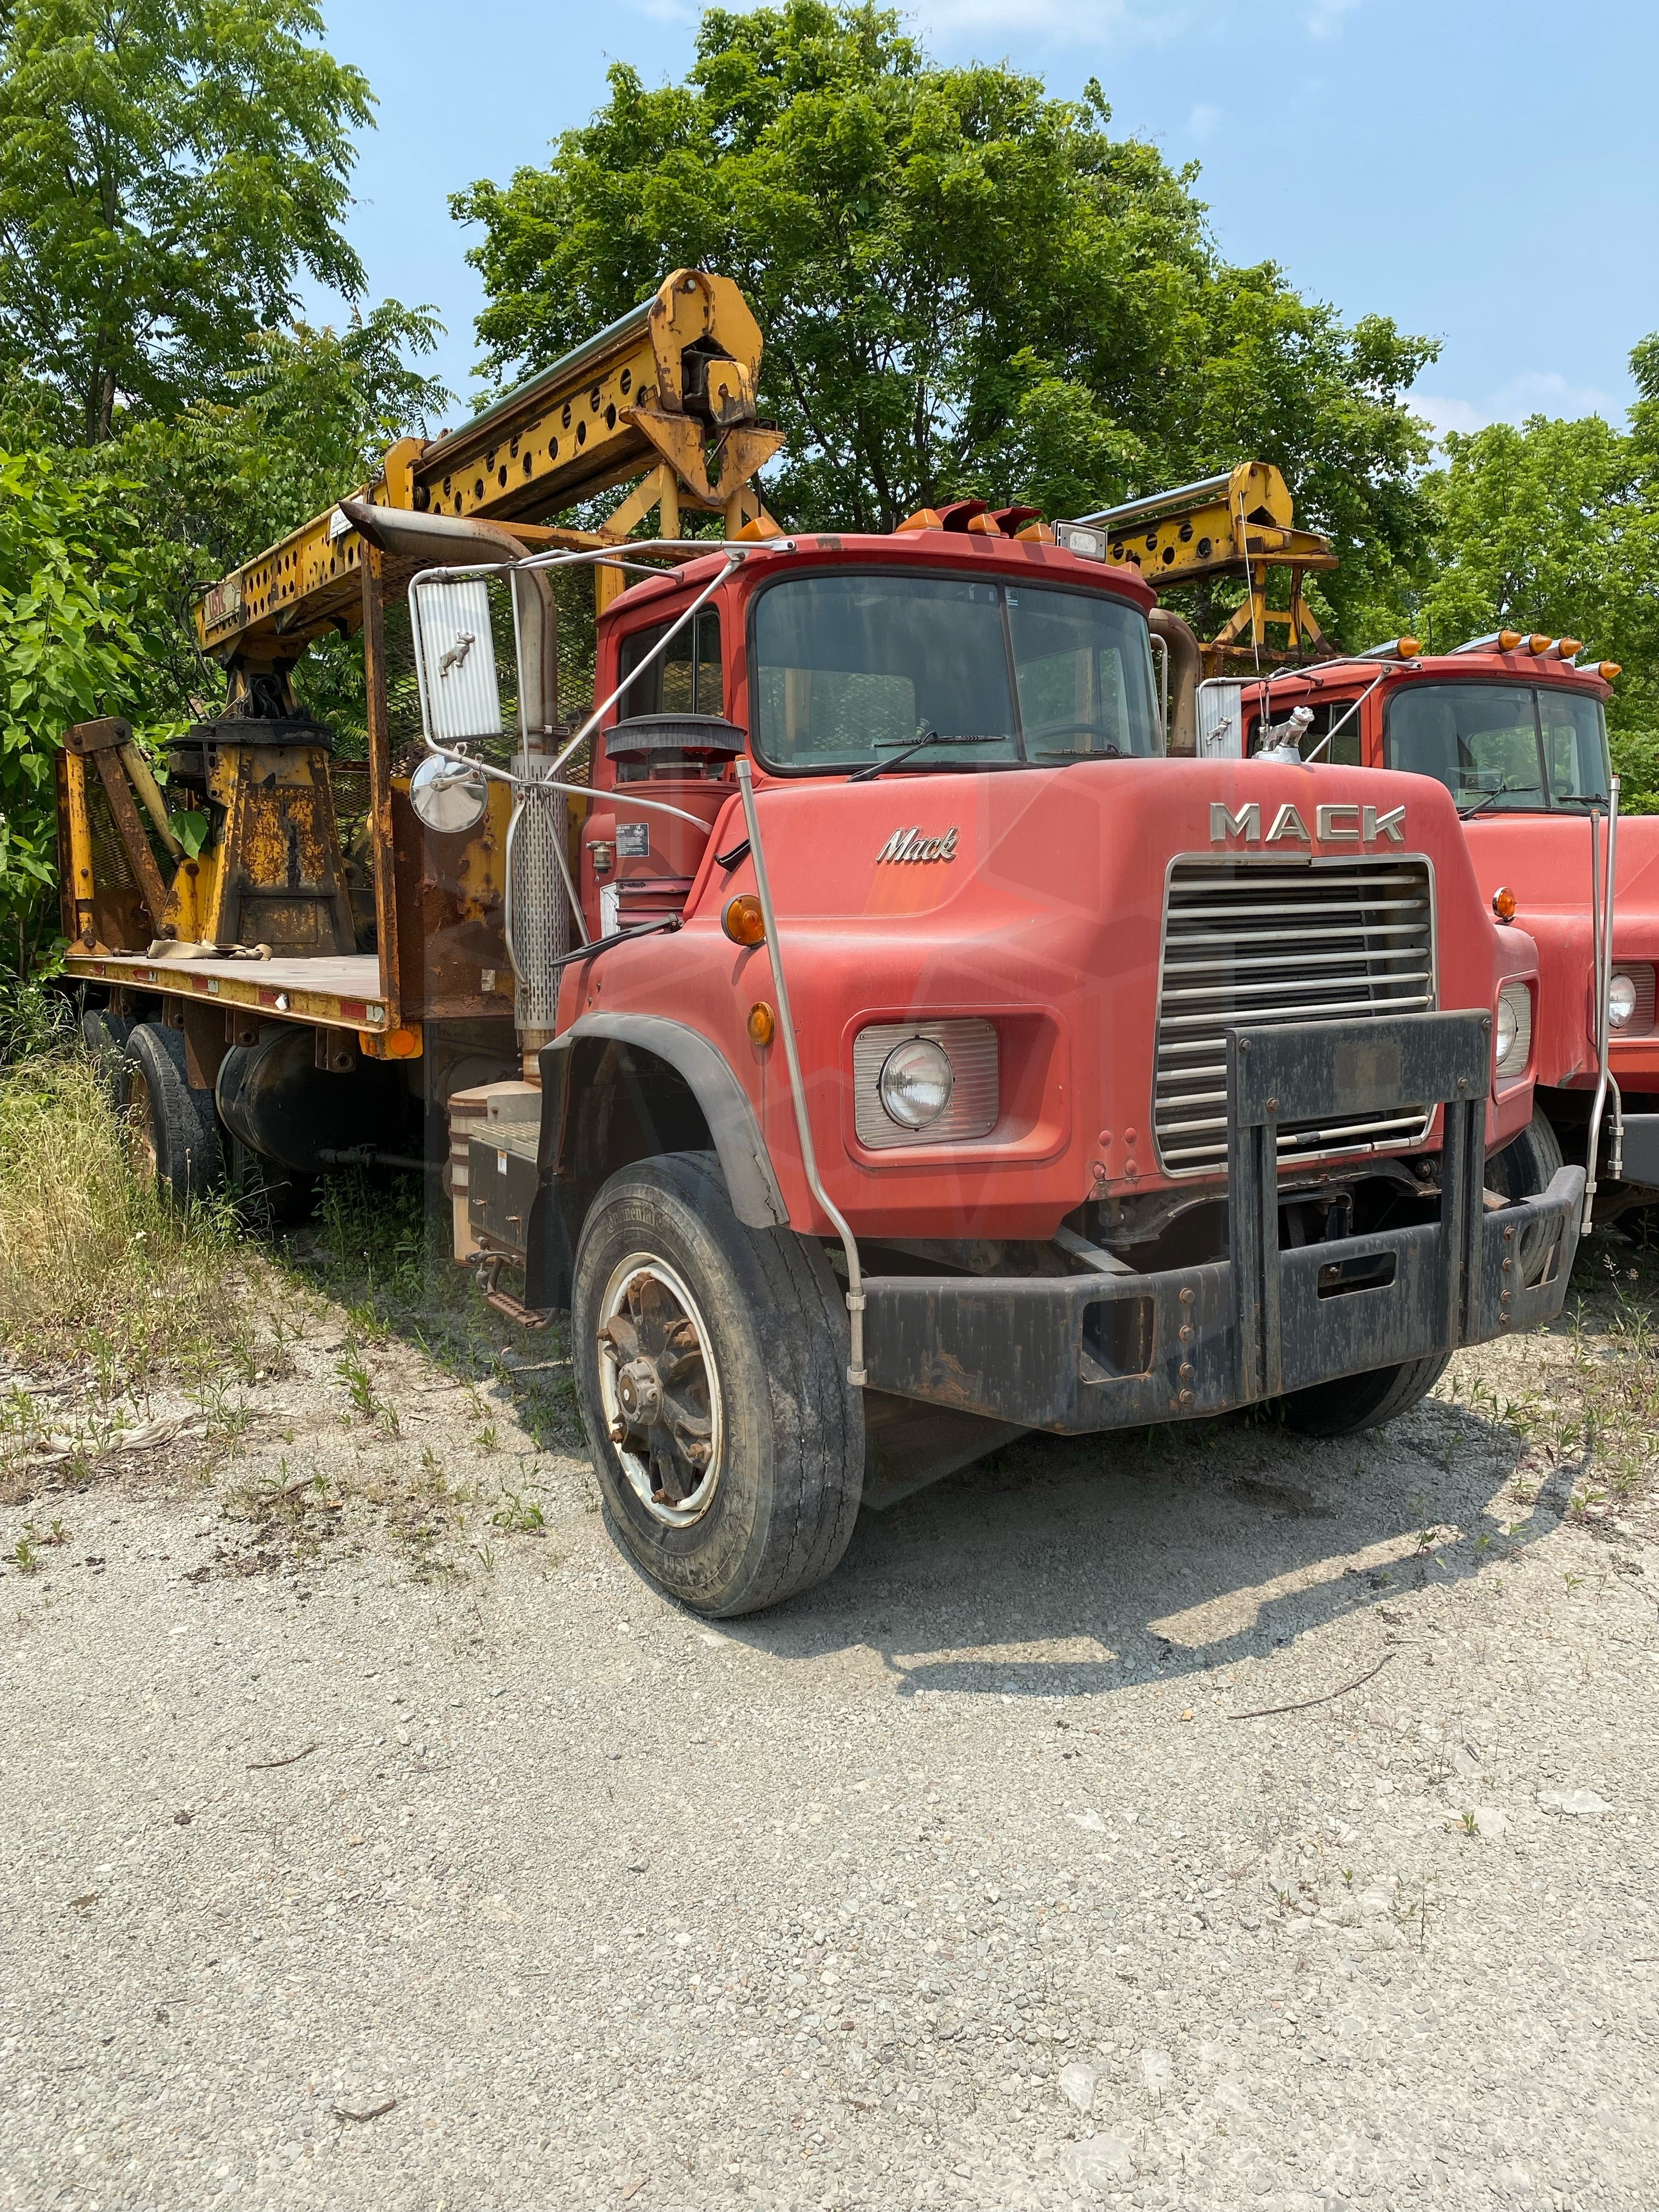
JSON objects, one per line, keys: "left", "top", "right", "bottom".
{"left": 1153, "top": 855, "right": 1437, "bottom": 1175}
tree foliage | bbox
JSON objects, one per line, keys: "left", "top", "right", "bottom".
{"left": 0, "top": 448, "right": 184, "bottom": 955}
{"left": 0, "top": 0, "right": 372, "bottom": 440}
{"left": 454, "top": 0, "right": 1437, "bottom": 639}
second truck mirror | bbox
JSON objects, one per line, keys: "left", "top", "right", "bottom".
{"left": 1196, "top": 681, "right": 1244, "bottom": 759}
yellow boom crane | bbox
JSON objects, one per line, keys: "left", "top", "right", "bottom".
{"left": 57, "top": 271, "right": 783, "bottom": 1031}
{"left": 1073, "top": 460, "right": 1337, "bottom": 673}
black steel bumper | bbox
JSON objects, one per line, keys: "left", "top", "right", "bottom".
{"left": 861, "top": 1012, "right": 1585, "bottom": 1434}
{"left": 1615, "top": 1112, "right": 1659, "bottom": 1188}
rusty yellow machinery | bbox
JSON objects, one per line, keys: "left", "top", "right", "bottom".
{"left": 55, "top": 268, "right": 783, "bottom": 981}
{"left": 1073, "top": 460, "right": 1337, "bottom": 672}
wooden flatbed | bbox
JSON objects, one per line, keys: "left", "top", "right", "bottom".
{"left": 65, "top": 950, "right": 394, "bottom": 1037}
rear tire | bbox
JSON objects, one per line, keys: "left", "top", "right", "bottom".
{"left": 81, "top": 1008, "right": 135, "bottom": 1102}
{"left": 125, "top": 1023, "right": 223, "bottom": 1206}
{"left": 571, "top": 1151, "right": 863, "bottom": 1617}
{"left": 1275, "top": 1353, "right": 1450, "bottom": 1438}
{"left": 1486, "top": 1107, "right": 1566, "bottom": 1284}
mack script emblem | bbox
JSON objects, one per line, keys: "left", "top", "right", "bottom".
{"left": 1210, "top": 800, "right": 1406, "bottom": 847}
{"left": 878, "top": 826, "right": 959, "bottom": 864}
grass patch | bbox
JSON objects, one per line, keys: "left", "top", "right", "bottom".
{"left": 0, "top": 1051, "right": 247, "bottom": 1387}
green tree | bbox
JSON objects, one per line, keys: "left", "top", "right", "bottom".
{"left": 453, "top": 0, "right": 1436, "bottom": 637}
{"left": 0, "top": 0, "right": 372, "bottom": 442}
{"left": 0, "top": 447, "right": 185, "bottom": 961}
{"left": 1380, "top": 334, "right": 1659, "bottom": 806}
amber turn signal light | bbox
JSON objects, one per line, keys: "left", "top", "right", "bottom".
{"left": 1492, "top": 886, "right": 1517, "bottom": 922}
{"left": 747, "top": 1001, "right": 776, "bottom": 1045}
{"left": 722, "top": 894, "right": 766, "bottom": 946}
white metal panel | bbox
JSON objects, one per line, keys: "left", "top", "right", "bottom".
{"left": 410, "top": 575, "right": 504, "bottom": 743}
{"left": 1196, "top": 682, "right": 1243, "bottom": 759}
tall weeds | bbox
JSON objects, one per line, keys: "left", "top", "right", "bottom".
{"left": 0, "top": 1049, "right": 241, "bottom": 1381}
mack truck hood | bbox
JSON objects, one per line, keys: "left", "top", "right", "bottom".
{"left": 1454, "top": 812, "right": 1659, "bottom": 1085}
{"left": 648, "top": 757, "right": 1538, "bottom": 1240}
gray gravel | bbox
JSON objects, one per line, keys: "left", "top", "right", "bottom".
{"left": 3, "top": 1315, "right": 1657, "bottom": 2211}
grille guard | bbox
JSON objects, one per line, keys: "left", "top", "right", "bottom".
{"left": 861, "top": 1012, "right": 1585, "bottom": 1433}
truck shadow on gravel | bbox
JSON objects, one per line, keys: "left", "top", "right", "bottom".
{"left": 714, "top": 1393, "right": 1585, "bottom": 1699}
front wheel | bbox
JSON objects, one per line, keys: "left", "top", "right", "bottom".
{"left": 571, "top": 1151, "right": 863, "bottom": 1617}
{"left": 1275, "top": 1353, "right": 1450, "bottom": 1438}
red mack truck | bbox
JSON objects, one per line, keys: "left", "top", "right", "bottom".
{"left": 58, "top": 273, "right": 1587, "bottom": 1616}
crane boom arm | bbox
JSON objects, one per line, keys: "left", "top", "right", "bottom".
{"left": 195, "top": 269, "right": 783, "bottom": 664}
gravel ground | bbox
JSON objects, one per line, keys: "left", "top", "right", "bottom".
{"left": 3, "top": 1281, "right": 1657, "bottom": 2212}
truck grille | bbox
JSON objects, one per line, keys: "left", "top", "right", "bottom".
{"left": 1154, "top": 857, "right": 1437, "bottom": 1176}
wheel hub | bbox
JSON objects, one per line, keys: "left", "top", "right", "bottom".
{"left": 597, "top": 1259, "right": 722, "bottom": 1526}
{"left": 614, "top": 1358, "right": 663, "bottom": 1426}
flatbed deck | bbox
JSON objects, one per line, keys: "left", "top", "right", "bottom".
{"left": 66, "top": 951, "right": 392, "bottom": 1035}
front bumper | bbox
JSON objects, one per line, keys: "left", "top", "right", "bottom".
{"left": 862, "top": 1012, "right": 1585, "bottom": 1434}
{"left": 1612, "top": 1113, "right": 1659, "bottom": 1187}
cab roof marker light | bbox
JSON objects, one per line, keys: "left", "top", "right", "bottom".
{"left": 1356, "top": 636, "right": 1420, "bottom": 660}
{"left": 1053, "top": 521, "right": 1109, "bottom": 561}
{"left": 1448, "top": 629, "right": 1526, "bottom": 656}
{"left": 1557, "top": 637, "right": 1583, "bottom": 661}
{"left": 1525, "top": 633, "right": 1553, "bottom": 656}
{"left": 1599, "top": 661, "right": 1623, "bottom": 680}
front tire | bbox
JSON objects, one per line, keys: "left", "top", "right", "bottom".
{"left": 125, "top": 1023, "right": 223, "bottom": 1206}
{"left": 1275, "top": 1353, "right": 1450, "bottom": 1438}
{"left": 1486, "top": 1106, "right": 1566, "bottom": 1284}
{"left": 571, "top": 1151, "right": 863, "bottom": 1617}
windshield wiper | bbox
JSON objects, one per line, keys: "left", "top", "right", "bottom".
{"left": 1458, "top": 781, "right": 1541, "bottom": 818}
{"left": 848, "top": 731, "right": 1013, "bottom": 783}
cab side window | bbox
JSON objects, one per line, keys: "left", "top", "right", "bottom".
{"left": 617, "top": 608, "right": 723, "bottom": 719}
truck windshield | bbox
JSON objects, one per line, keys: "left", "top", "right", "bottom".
{"left": 1384, "top": 682, "right": 1610, "bottom": 810}
{"left": 749, "top": 570, "right": 1159, "bottom": 773}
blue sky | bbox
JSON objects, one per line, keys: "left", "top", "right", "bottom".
{"left": 306, "top": 0, "right": 1656, "bottom": 442}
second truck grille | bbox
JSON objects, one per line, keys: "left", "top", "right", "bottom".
{"left": 1154, "top": 856, "right": 1437, "bottom": 1175}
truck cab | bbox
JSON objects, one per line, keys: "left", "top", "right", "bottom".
{"left": 432, "top": 520, "right": 1581, "bottom": 1612}
{"left": 1238, "top": 641, "right": 1658, "bottom": 1214}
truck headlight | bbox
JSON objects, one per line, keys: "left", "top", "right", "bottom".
{"left": 1608, "top": 971, "right": 1637, "bottom": 1029}
{"left": 878, "top": 1037, "right": 955, "bottom": 1129}
{"left": 853, "top": 1018, "right": 1000, "bottom": 1150}
{"left": 1495, "top": 982, "right": 1531, "bottom": 1076}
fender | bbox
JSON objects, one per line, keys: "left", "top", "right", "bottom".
{"left": 526, "top": 1012, "right": 789, "bottom": 1310}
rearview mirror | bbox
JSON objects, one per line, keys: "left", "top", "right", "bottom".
{"left": 409, "top": 752, "right": 488, "bottom": 835}
{"left": 410, "top": 574, "right": 503, "bottom": 743}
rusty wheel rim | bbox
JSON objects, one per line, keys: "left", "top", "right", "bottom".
{"left": 597, "top": 1253, "right": 722, "bottom": 1527}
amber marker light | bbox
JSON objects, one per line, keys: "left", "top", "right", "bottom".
{"left": 722, "top": 894, "right": 766, "bottom": 946}
{"left": 747, "top": 1001, "right": 776, "bottom": 1046}
{"left": 1492, "top": 887, "right": 1517, "bottom": 923}
{"left": 1526, "top": 634, "right": 1552, "bottom": 655}
{"left": 1558, "top": 637, "right": 1583, "bottom": 659}
{"left": 1498, "top": 631, "right": 1523, "bottom": 651}
{"left": 1397, "top": 637, "right": 1422, "bottom": 658}
{"left": 1599, "top": 662, "right": 1623, "bottom": 680}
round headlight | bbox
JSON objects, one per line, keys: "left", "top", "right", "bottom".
{"left": 878, "top": 1036, "right": 954, "bottom": 1129}
{"left": 1494, "top": 993, "right": 1519, "bottom": 1067}
{"left": 1608, "top": 972, "right": 1638, "bottom": 1029}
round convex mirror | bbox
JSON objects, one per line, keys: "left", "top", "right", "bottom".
{"left": 409, "top": 753, "right": 488, "bottom": 835}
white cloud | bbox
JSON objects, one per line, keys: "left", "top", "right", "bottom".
{"left": 1307, "top": 0, "right": 1362, "bottom": 36}
{"left": 906, "top": 0, "right": 1181, "bottom": 48}
{"left": 1187, "top": 102, "right": 1223, "bottom": 142}
{"left": 1414, "top": 370, "right": 1623, "bottom": 441}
